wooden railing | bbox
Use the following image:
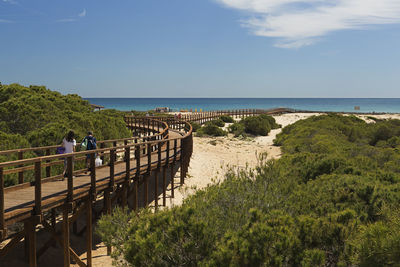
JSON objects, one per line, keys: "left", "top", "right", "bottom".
{"left": 0, "top": 118, "right": 168, "bottom": 188}
{"left": 138, "top": 108, "right": 294, "bottom": 125}
{"left": 0, "top": 117, "right": 191, "bottom": 236}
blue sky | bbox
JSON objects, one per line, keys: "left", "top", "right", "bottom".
{"left": 1, "top": 0, "right": 400, "bottom": 97}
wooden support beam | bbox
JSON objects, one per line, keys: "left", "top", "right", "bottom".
{"left": 104, "top": 189, "right": 112, "bottom": 255}
{"left": 63, "top": 205, "right": 70, "bottom": 267}
{"left": 34, "top": 161, "right": 42, "bottom": 215}
{"left": 37, "top": 234, "right": 56, "bottom": 260}
{"left": 42, "top": 220, "right": 86, "bottom": 267}
{"left": 154, "top": 171, "right": 158, "bottom": 210}
{"left": 0, "top": 229, "right": 25, "bottom": 259}
{"left": 121, "top": 182, "right": 128, "bottom": 208}
{"left": 86, "top": 196, "right": 92, "bottom": 267}
{"left": 27, "top": 218, "right": 37, "bottom": 267}
{"left": 72, "top": 205, "right": 78, "bottom": 235}
{"left": 69, "top": 203, "right": 87, "bottom": 225}
{"left": 170, "top": 164, "right": 174, "bottom": 198}
{"left": 162, "top": 167, "right": 167, "bottom": 206}
{"left": 0, "top": 167, "right": 4, "bottom": 235}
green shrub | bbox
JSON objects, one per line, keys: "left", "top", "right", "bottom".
{"left": 228, "top": 122, "right": 246, "bottom": 137}
{"left": 220, "top": 115, "right": 234, "bottom": 123}
{"left": 350, "top": 210, "right": 400, "bottom": 266}
{"left": 197, "top": 124, "right": 227, "bottom": 136}
{"left": 190, "top": 122, "right": 201, "bottom": 132}
{"left": 206, "top": 119, "right": 225, "bottom": 127}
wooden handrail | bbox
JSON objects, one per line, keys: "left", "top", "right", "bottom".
{"left": 0, "top": 118, "right": 168, "bottom": 157}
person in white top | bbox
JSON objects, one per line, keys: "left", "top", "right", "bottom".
{"left": 62, "top": 130, "right": 76, "bottom": 178}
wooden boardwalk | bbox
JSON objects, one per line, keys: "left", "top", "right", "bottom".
{"left": 0, "top": 109, "right": 292, "bottom": 267}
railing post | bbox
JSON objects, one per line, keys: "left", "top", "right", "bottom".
{"left": 109, "top": 149, "right": 115, "bottom": 189}
{"left": 46, "top": 149, "right": 51, "bottom": 177}
{"left": 34, "top": 161, "right": 42, "bottom": 215}
{"left": 163, "top": 140, "right": 169, "bottom": 206}
{"left": 90, "top": 153, "right": 96, "bottom": 197}
{"left": 180, "top": 138, "right": 185, "bottom": 185}
{"left": 171, "top": 139, "right": 177, "bottom": 197}
{"left": 145, "top": 143, "right": 151, "bottom": 205}
{"left": 67, "top": 156, "right": 73, "bottom": 202}
{"left": 0, "top": 167, "right": 4, "bottom": 238}
{"left": 18, "top": 151, "right": 23, "bottom": 184}
{"left": 100, "top": 143, "right": 105, "bottom": 163}
{"left": 155, "top": 140, "right": 163, "bottom": 210}
{"left": 134, "top": 145, "right": 140, "bottom": 211}
{"left": 125, "top": 146, "right": 131, "bottom": 184}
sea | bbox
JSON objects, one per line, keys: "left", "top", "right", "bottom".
{"left": 85, "top": 98, "right": 400, "bottom": 113}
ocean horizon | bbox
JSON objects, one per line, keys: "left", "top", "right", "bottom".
{"left": 85, "top": 98, "right": 400, "bottom": 113}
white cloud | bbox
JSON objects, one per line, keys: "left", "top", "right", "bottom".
{"left": 57, "top": 8, "right": 86, "bottom": 23}
{"left": 2, "top": 0, "right": 18, "bottom": 4}
{"left": 216, "top": 0, "right": 400, "bottom": 48}
{"left": 78, "top": 8, "right": 86, "bottom": 18}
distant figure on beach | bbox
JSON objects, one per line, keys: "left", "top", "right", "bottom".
{"left": 178, "top": 113, "right": 182, "bottom": 119}
{"left": 81, "top": 131, "right": 97, "bottom": 171}
{"left": 62, "top": 130, "right": 76, "bottom": 178}
{"left": 174, "top": 113, "right": 178, "bottom": 120}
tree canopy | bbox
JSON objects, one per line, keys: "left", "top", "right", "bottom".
{"left": 0, "top": 83, "right": 131, "bottom": 185}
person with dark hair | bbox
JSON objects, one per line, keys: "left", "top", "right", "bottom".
{"left": 81, "top": 131, "right": 97, "bottom": 171}
{"left": 62, "top": 130, "right": 76, "bottom": 178}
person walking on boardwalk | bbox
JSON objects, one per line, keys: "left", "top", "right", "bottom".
{"left": 62, "top": 130, "right": 76, "bottom": 179}
{"left": 81, "top": 131, "right": 97, "bottom": 171}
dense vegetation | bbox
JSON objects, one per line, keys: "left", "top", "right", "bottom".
{"left": 196, "top": 119, "right": 228, "bottom": 137}
{"left": 0, "top": 83, "right": 131, "bottom": 185}
{"left": 220, "top": 115, "right": 235, "bottom": 123}
{"left": 98, "top": 114, "right": 400, "bottom": 266}
{"left": 229, "top": 114, "right": 280, "bottom": 137}
{"left": 195, "top": 115, "right": 279, "bottom": 137}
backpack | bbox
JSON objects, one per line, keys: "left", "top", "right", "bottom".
{"left": 86, "top": 136, "right": 97, "bottom": 150}
{"left": 56, "top": 146, "right": 65, "bottom": 154}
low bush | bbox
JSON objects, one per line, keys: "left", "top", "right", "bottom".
{"left": 206, "top": 119, "right": 225, "bottom": 127}
{"left": 197, "top": 124, "right": 227, "bottom": 137}
{"left": 228, "top": 122, "right": 246, "bottom": 137}
{"left": 228, "top": 114, "right": 280, "bottom": 136}
{"left": 220, "top": 115, "right": 234, "bottom": 123}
